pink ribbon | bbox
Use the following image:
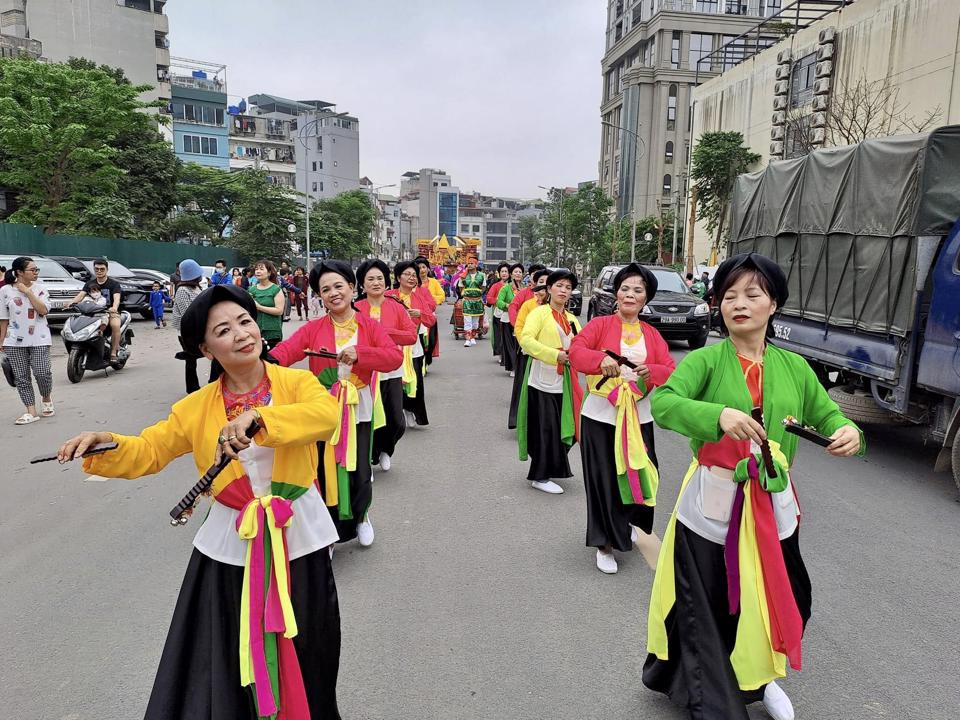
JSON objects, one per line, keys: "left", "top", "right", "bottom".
{"left": 608, "top": 382, "right": 646, "bottom": 504}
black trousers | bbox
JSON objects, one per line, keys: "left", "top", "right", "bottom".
{"left": 501, "top": 321, "right": 517, "bottom": 372}
{"left": 524, "top": 386, "right": 573, "bottom": 481}
{"left": 372, "top": 376, "right": 405, "bottom": 459}
{"left": 318, "top": 421, "right": 373, "bottom": 543}
{"left": 402, "top": 356, "right": 428, "bottom": 426}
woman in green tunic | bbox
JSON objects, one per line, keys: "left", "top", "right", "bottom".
{"left": 643, "top": 253, "right": 863, "bottom": 720}
{"left": 248, "top": 259, "right": 285, "bottom": 350}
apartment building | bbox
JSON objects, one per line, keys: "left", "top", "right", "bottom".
{"left": 0, "top": 0, "right": 171, "bottom": 102}
{"left": 170, "top": 57, "right": 229, "bottom": 169}
{"left": 294, "top": 105, "right": 360, "bottom": 202}
{"left": 227, "top": 94, "right": 302, "bottom": 187}
{"left": 599, "top": 0, "right": 784, "bottom": 220}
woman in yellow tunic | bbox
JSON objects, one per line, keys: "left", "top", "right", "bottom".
{"left": 56, "top": 284, "right": 343, "bottom": 720}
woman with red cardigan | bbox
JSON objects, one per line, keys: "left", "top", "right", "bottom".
{"left": 569, "top": 263, "right": 676, "bottom": 575}
{"left": 355, "top": 259, "right": 418, "bottom": 472}
{"left": 387, "top": 260, "right": 437, "bottom": 427}
{"left": 270, "top": 260, "right": 402, "bottom": 549}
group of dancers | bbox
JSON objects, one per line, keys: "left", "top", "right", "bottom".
{"left": 53, "top": 251, "right": 865, "bottom": 720}
{"left": 484, "top": 254, "right": 865, "bottom": 720}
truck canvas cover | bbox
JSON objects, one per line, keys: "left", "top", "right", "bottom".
{"left": 729, "top": 126, "right": 960, "bottom": 337}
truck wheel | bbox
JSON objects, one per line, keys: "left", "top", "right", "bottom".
{"left": 67, "top": 347, "right": 86, "bottom": 384}
{"left": 688, "top": 332, "right": 708, "bottom": 349}
{"left": 827, "top": 386, "right": 901, "bottom": 425}
{"left": 952, "top": 438, "right": 960, "bottom": 495}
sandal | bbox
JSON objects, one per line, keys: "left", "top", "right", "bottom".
{"left": 41, "top": 401, "right": 55, "bottom": 417}
{"left": 15, "top": 413, "right": 40, "bottom": 425}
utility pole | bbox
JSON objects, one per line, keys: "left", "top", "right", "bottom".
{"left": 655, "top": 201, "right": 665, "bottom": 266}
{"left": 671, "top": 174, "right": 683, "bottom": 265}
{"left": 685, "top": 185, "right": 698, "bottom": 276}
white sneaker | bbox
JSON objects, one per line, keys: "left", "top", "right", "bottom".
{"left": 464, "top": 339, "right": 471, "bottom": 347}
{"left": 379, "top": 452, "right": 391, "bottom": 471}
{"left": 762, "top": 681, "right": 795, "bottom": 720}
{"left": 357, "top": 518, "right": 375, "bottom": 547}
{"left": 404, "top": 410, "right": 418, "bottom": 427}
{"left": 470, "top": 338, "right": 477, "bottom": 346}
{"left": 509, "top": 371, "right": 515, "bottom": 377}
{"left": 530, "top": 480, "right": 564, "bottom": 494}
{"left": 596, "top": 550, "right": 618, "bottom": 574}
{"left": 631, "top": 526, "right": 639, "bottom": 544}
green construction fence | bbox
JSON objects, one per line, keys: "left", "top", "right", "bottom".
{"left": 0, "top": 223, "right": 243, "bottom": 271}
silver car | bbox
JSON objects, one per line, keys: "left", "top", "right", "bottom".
{"left": 0, "top": 254, "right": 85, "bottom": 326}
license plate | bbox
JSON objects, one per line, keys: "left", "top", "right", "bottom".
{"left": 50, "top": 300, "right": 69, "bottom": 309}
{"left": 659, "top": 316, "right": 685, "bottom": 323}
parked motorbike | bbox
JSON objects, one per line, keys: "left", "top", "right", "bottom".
{"left": 62, "top": 300, "right": 134, "bottom": 383}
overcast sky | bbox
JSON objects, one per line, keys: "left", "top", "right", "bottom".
{"left": 166, "top": 0, "right": 605, "bottom": 199}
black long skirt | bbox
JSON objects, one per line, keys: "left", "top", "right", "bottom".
{"left": 501, "top": 321, "right": 517, "bottom": 372}
{"left": 145, "top": 548, "right": 341, "bottom": 720}
{"left": 492, "top": 316, "right": 502, "bottom": 357}
{"left": 318, "top": 420, "right": 373, "bottom": 543}
{"left": 642, "top": 522, "right": 812, "bottom": 720}
{"left": 423, "top": 326, "right": 438, "bottom": 366}
{"left": 507, "top": 352, "right": 528, "bottom": 430}
{"left": 372, "top": 376, "right": 405, "bottom": 460}
{"left": 402, "top": 355, "right": 429, "bottom": 426}
{"left": 580, "top": 416, "right": 656, "bottom": 551}
{"left": 525, "top": 386, "right": 573, "bottom": 481}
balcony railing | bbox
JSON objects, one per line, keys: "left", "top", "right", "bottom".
{"left": 0, "top": 34, "right": 42, "bottom": 59}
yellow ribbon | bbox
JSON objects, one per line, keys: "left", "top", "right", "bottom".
{"left": 324, "top": 380, "right": 359, "bottom": 507}
{"left": 401, "top": 345, "right": 418, "bottom": 398}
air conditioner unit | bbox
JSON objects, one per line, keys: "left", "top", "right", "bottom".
{"left": 774, "top": 80, "right": 789, "bottom": 95}
{"left": 815, "top": 60, "right": 833, "bottom": 77}
{"left": 771, "top": 126, "right": 785, "bottom": 141}
{"left": 810, "top": 128, "right": 827, "bottom": 144}
{"left": 819, "top": 27, "right": 837, "bottom": 44}
{"left": 777, "top": 49, "right": 793, "bottom": 64}
{"left": 817, "top": 44, "right": 834, "bottom": 61}
{"left": 810, "top": 112, "right": 827, "bottom": 128}
{"left": 776, "top": 65, "right": 791, "bottom": 80}
{"left": 814, "top": 78, "right": 831, "bottom": 94}
{"left": 770, "top": 141, "right": 784, "bottom": 156}
{"left": 772, "top": 111, "right": 786, "bottom": 125}
{"left": 812, "top": 95, "right": 829, "bottom": 111}
{"left": 773, "top": 96, "right": 788, "bottom": 111}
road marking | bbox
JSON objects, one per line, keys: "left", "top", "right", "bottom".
{"left": 633, "top": 528, "right": 662, "bottom": 570}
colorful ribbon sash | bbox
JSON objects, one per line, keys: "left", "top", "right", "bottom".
{"left": 401, "top": 345, "right": 417, "bottom": 398}
{"left": 517, "top": 361, "right": 581, "bottom": 460}
{"left": 604, "top": 380, "right": 658, "bottom": 505}
{"left": 323, "top": 379, "right": 359, "bottom": 519}
{"left": 234, "top": 494, "right": 309, "bottom": 719}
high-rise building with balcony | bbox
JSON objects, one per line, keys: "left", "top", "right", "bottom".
{"left": 599, "top": 0, "right": 784, "bottom": 221}
{"left": 227, "top": 94, "right": 304, "bottom": 188}
{"left": 169, "top": 57, "right": 229, "bottom": 169}
{"left": 294, "top": 104, "right": 360, "bottom": 202}
{"left": 1, "top": 0, "right": 171, "bottom": 103}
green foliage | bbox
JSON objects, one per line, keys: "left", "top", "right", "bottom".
{"left": 517, "top": 215, "right": 541, "bottom": 263}
{"left": 691, "top": 131, "right": 760, "bottom": 250}
{"left": 175, "top": 164, "right": 244, "bottom": 240}
{"left": 534, "top": 183, "right": 614, "bottom": 276}
{"left": 0, "top": 58, "right": 174, "bottom": 236}
{"left": 226, "top": 170, "right": 302, "bottom": 262}
{"left": 309, "top": 190, "right": 377, "bottom": 261}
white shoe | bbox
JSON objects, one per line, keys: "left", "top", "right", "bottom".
{"left": 509, "top": 371, "right": 515, "bottom": 377}
{"left": 464, "top": 339, "right": 471, "bottom": 347}
{"left": 596, "top": 550, "right": 618, "bottom": 574}
{"left": 470, "top": 339, "right": 477, "bottom": 346}
{"left": 762, "top": 681, "right": 795, "bottom": 720}
{"left": 357, "top": 518, "right": 374, "bottom": 547}
{"left": 404, "top": 410, "right": 418, "bottom": 427}
{"left": 631, "top": 526, "right": 639, "bottom": 544}
{"left": 41, "top": 401, "right": 55, "bottom": 417}
{"left": 379, "top": 452, "right": 391, "bottom": 471}
{"left": 530, "top": 480, "right": 564, "bottom": 494}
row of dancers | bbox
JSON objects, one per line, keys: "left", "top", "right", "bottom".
{"left": 485, "top": 255, "right": 865, "bottom": 720}
{"left": 55, "top": 257, "right": 449, "bottom": 719}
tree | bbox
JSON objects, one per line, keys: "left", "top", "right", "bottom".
{"left": 0, "top": 58, "right": 171, "bottom": 235}
{"left": 309, "top": 190, "right": 377, "bottom": 261}
{"left": 534, "top": 183, "right": 614, "bottom": 276}
{"left": 783, "top": 74, "right": 942, "bottom": 158}
{"left": 517, "top": 215, "right": 541, "bottom": 264}
{"left": 174, "top": 164, "right": 244, "bottom": 241}
{"left": 691, "top": 131, "right": 760, "bottom": 252}
{"left": 227, "top": 170, "right": 302, "bottom": 262}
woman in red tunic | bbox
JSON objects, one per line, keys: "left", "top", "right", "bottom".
{"left": 270, "top": 261, "right": 402, "bottom": 549}
{"left": 387, "top": 260, "right": 437, "bottom": 427}
{"left": 355, "top": 259, "right": 418, "bottom": 472}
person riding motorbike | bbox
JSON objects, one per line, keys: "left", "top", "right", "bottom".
{"left": 68, "top": 258, "right": 123, "bottom": 363}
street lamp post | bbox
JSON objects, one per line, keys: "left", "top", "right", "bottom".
{"left": 296, "top": 110, "right": 348, "bottom": 272}
{"left": 600, "top": 120, "right": 645, "bottom": 264}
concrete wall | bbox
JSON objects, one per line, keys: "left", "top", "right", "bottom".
{"left": 688, "top": 0, "right": 960, "bottom": 261}
{"left": 22, "top": 0, "right": 163, "bottom": 99}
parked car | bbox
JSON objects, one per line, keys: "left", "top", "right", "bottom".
{"left": 587, "top": 264, "right": 710, "bottom": 348}
{"left": 49, "top": 256, "right": 155, "bottom": 319}
{"left": 546, "top": 267, "right": 583, "bottom": 315}
{"left": 0, "top": 253, "right": 85, "bottom": 326}
{"left": 131, "top": 268, "right": 173, "bottom": 310}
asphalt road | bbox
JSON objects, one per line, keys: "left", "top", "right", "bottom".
{"left": 2, "top": 306, "right": 959, "bottom": 720}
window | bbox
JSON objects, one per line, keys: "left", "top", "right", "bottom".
{"left": 438, "top": 191, "right": 459, "bottom": 238}
{"left": 472, "top": 224, "right": 480, "bottom": 233}
{"left": 689, "top": 33, "right": 713, "bottom": 72}
{"left": 181, "top": 134, "right": 218, "bottom": 156}
{"left": 487, "top": 237, "right": 507, "bottom": 249}
{"left": 319, "top": 182, "right": 324, "bottom": 192}
{"left": 486, "top": 222, "right": 508, "bottom": 234}
{"left": 511, "top": 223, "right": 520, "bottom": 235}
{"left": 666, "top": 84, "right": 677, "bottom": 130}
{"left": 311, "top": 161, "right": 317, "bottom": 171}
{"left": 721, "top": 35, "right": 740, "bottom": 70}
{"left": 511, "top": 238, "right": 521, "bottom": 249}
{"left": 695, "top": 0, "right": 718, "bottom": 12}
{"left": 312, "top": 181, "right": 318, "bottom": 192}
{"left": 461, "top": 223, "right": 470, "bottom": 233}
{"left": 665, "top": 141, "right": 674, "bottom": 164}
{"left": 790, "top": 53, "right": 817, "bottom": 108}
{"left": 724, "top": 1, "right": 747, "bottom": 15}
{"left": 486, "top": 250, "right": 507, "bottom": 261}
{"left": 642, "top": 35, "right": 657, "bottom": 67}
{"left": 760, "top": 0, "right": 782, "bottom": 17}
{"left": 663, "top": 174, "right": 672, "bottom": 196}
{"left": 671, "top": 31, "right": 682, "bottom": 69}
{"left": 316, "top": 137, "right": 322, "bottom": 151}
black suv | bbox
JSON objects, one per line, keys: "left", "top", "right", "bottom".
{"left": 50, "top": 256, "right": 155, "bottom": 318}
{"left": 587, "top": 264, "right": 710, "bottom": 348}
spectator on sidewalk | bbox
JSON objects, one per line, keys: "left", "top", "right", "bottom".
{"left": 150, "top": 282, "right": 172, "bottom": 329}
{"left": 172, "top": 260, "right": 204, "bottom": 393}
{"left": 209, "top": 259, "right": 232, "bottom": 286}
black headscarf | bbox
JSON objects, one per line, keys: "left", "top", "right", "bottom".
{"left": 179, "top": 284, "right": 258, "bottom": 359}
{"left": 613, "top": 262, "right": 658, "bottom": 302}
{"left": 356, "top": 259, "right": 391, "bottom": 299}
{"left": 711, "top": 252, "right": 788, "bottom": 337}
{"left": 392, "top": 260, "right": 421, "bottom": 288}
{"left": 309, "top": 260, "right": 356, "bottom": 295}
{"left": 546, "top": 268, "right": 578, "bottom": 291}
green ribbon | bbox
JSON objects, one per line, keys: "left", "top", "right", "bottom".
{"left": 516, "top": 358, "right": 533, "bottom": 461}
{"left": 733, "top": 453, "right": 789, "bottom": 493}
{"left": 560, "top": 366, "right": 576, "bottom": 447}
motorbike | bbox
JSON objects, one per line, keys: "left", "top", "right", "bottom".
{"left": 62, "top": 300, "right": 134, "bottom": 383}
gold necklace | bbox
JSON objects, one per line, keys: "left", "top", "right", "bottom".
{"left": 331, "top": 313, "right": 355, "bottom": 328}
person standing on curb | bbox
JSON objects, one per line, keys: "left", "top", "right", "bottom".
{"left": 0, "top": 256, "right": 54, "bottom": 425}
{"left": 172, "top": 259, "right": 204, "bottom": 393}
